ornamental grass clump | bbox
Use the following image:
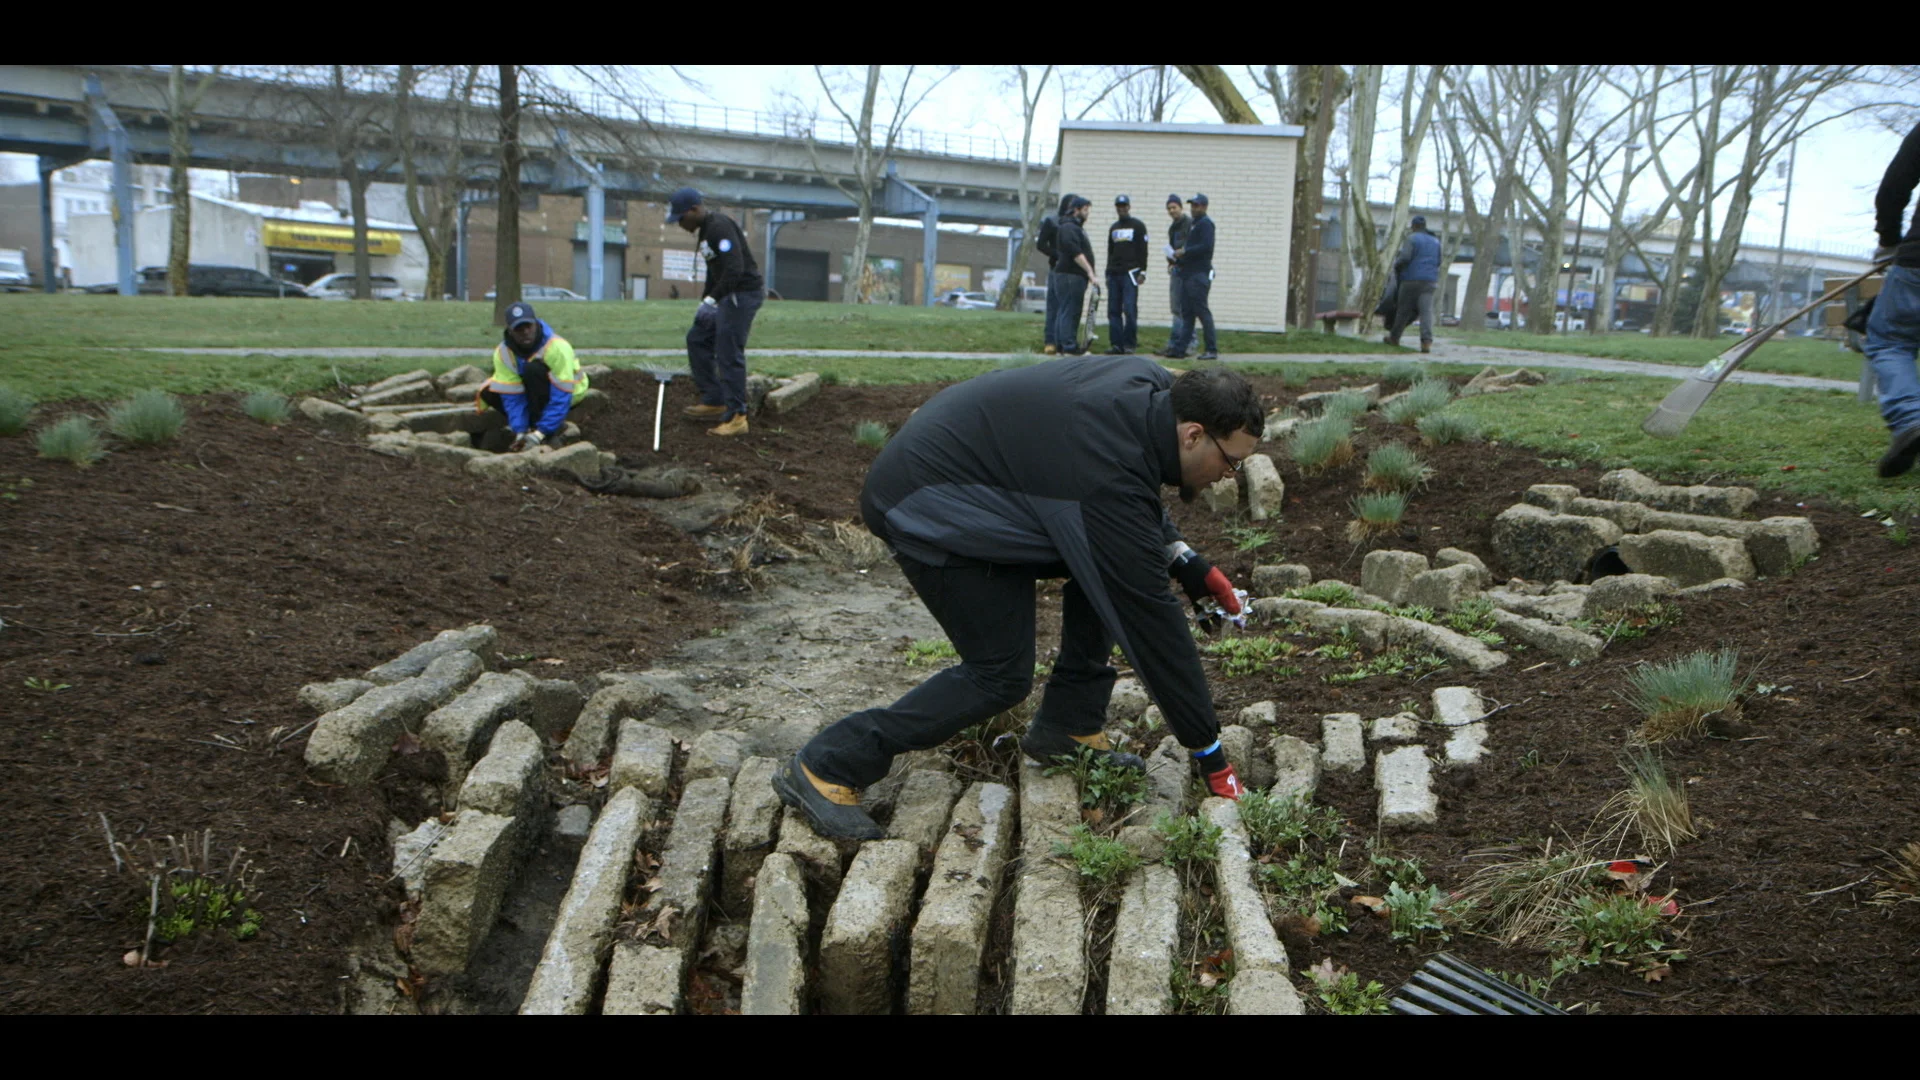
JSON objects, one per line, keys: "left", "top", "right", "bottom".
{"left": 1382, "top": 379, "right": 1453, "bottom": 425}
{"left": 1289, "top": 415, "right": 1354, "bottom": 475}
{"left": 1624, "top": 648, "right": 1747, "bottom": 743}
{"left": 241, "top": 390, "right": 291, "bottom": 426}
{"left": 1318, "top": 390, "right": 1372, "bottom": 423}
{"left": 1379, "top": 360, "right": 1421, "bottom": 390}
{"left": 1363, "top": 443, "right": 1433, "bottom": 491}
{"left": 36, "top": 416, "right": 107, "bottom": 467}
{"left": 853, "top": 420, "right": 890, "bottom": 449}
{"left": 1346, "top": 490, "right": 1409, "bottom": 542}
{"left": 1416, "top": 410, "right": 1482, "bottom": 445}
{"left": 107, "top": 389, "right": 186, "bottom": 446}
{"left": 1452, "top": 839, "right": 1610, "bottom": 946}
{"left": 0, "top": 386, "right": 35, "bottom": 436}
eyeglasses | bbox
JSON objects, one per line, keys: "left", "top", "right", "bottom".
{"left": 1207, "top": 432, "right": 1244, "bottom": 474}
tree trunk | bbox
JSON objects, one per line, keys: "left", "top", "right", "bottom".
{"left": 494, "top": 64, "right": 521, "bottom": 325}
{"left": 347, "top": 162, "right": 372, "bottom": 300}
{"left": 1286, "top": 65, "right": 1344, "bottom": 328}
{"left": 1461, "top": 174, "right": 1511, "bottom": 327}
{"left": 166, "top": 65, "right": 195, "bottom": 297}
{"left": 1175, "top": 65, "right": 1259, "bottom": 123}
{"left": 1342, "top": 66, "right": 1384, "bottom": 318}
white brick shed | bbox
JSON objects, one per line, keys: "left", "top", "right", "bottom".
{"left": 1059, "top": 120, "right": 1302, "bottom": 334}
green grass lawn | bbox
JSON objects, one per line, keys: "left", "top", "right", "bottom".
{"left": 1437, "top": 328, "right": 1863, "bottom": 380}
{"left": 1447, "top": 371, "right": 1919, "bottom": 515}
{"left": 0, "top": 293, "right": 1395, "bottom": 357}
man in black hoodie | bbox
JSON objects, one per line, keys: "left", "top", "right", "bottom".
{"left": 1037, "top": 194, "right": 1070, "bottom": 355}
{"left": 1867, "top": 122, "right": 1920, "bottom": 477}
{"left": 667, "top": 186, "right": 765, "bottom": 437}
{"left": 1052, "top": 195, "right": 1096, "bottom": 354}
{"left": 1106, "top": 194, "right": 1149, "bottom": 354}
{"left": 772, "top": 359, "right": 1258, "bottom": 839}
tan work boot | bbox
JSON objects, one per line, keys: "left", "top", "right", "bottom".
{"left": 772, "top": 756, "right": 882, "bottom": 840}
{"left": 708, "top": 413, "right": 749, "bottom": 437}
{"left": 1021, "top": 723, "right": 1147, "bottom": 771}
{"left": 683, "top": 403, "right": 727, "bottom": 419}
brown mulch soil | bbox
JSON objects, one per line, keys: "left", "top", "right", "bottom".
{"left": 1, "top": 366, "right": 1915, "bottom": 1014}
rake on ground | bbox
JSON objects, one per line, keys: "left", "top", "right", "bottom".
{"left": 639, "top": 364, "right": 689, "bottom": 452}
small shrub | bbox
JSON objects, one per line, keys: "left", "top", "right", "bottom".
{"left": 107, "top": 389, "right": 187, "bottom": 445}
{"left": 1318, "top": 390, "right": 1372, "bottom": 423}
{"left": 853, "top": 420, "right": 890, "bottom": 449}
{"left": 1223, "top": 525, "right": 1275, "bottom": 553}
{"left": 1052, "top": 823, "right": 1142, "bottom": 889}
{"left": 1237, "top": 789, "right": 1341, "bottom": 856}
{"left": 1289, "top": 415, "right": 1354, "bottom": 475}
{"left": 1379, "top": 360, "right": 1422, "bottom": 390}
{"left": 1416, "top": 410, "right": 1482, "bottom": 445}
{"left": 1382, "top": 379, "right": 1453, "bottom": 425}
{"left": 1286, "top": 582, "right": 1356, "bottom": 606}
{"left": 1369, "top": 850, "right": 1429, "bottom": 892}
{"left": 1363, "top": 443, "right": 1433, "bottom": 491}
{"left": 1044, "top": 744, "right": 1147, "bottom": 813}
{"left": 1324, "top": 647, "right": 1448, "bottom": 685}
{"left": 0, "top": 386, "right": 35, "bottom": 436}
{"left": 1576, "top": 600, "right": 1682, "bottom": 643}
{"left": 241, "top": 390, "right": 291, "bottom": 426}
{"left": 1386, "top": 881, "right": 1449, "bottom": 944}
{"left": 1345, "top": 491, "right": 1410, "bottom": 542}
{"left": 36, "top": 416, "right": 107, "bottom": 467}
{"left": 1624, "top": 648, "right": 1746, "bottom": 743}
{"left": 902, "top": 638, "right": 959, "bottom": 666}
{"left": 1602, "top": 745, "right": 1694, "bottom": 855}
{"left": 1308, "top": 963, "right": 1392, "bottom": 1015}
{"left": 1201, "top": 634, "right": 1300, "bottom": 678}
{"left": 818, "top": 371, "right": 843, "bottom": 386}
{"left": 1155, "top": 811, "right": 1223, "bottom": 868}
{"left": 1559, "top": 892, "right": 1666, "bottom": 961}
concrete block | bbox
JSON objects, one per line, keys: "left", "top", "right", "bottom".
{"left": 1431, "top": 686, "right": 1486, "bottom": 727}
{"left": 434, "top": 364, "right": 485, "bottom": 390}
{"left": 1484, "top": 586, "right": 1589, "bottom": 623}
{"left": 602, "top": 942, "right": 683, "bottom": 1015}
{"left": 421, "top": 671, "right": 533, "bottom": 787}
{"left": 1142, "top": 735, "right": 1191, "bottom": 819}
{"left": 553, "top": 803, "right": 593, "bottom": 847}
{"left": 298, "top": 678, "right": 373, "bottom": 714}
{"left": 1384, "top": 616, "right": 1507, "bottom": 672}
{"left": 565, "top": 679, "right": 660, "bottom": 768}
{"left": 366, "top": 625, "right": 496, "bottom": 685}
{"left": 305, "top": 652, "right": 484, "bottom": 785}
{"left": 1369, "top": 713, "right": 1421, "bottom": 743}
{"left": 1491, "top": 504, "right": 1625, "bottom": 584}
{"left": 1361, "top": 549, "right": 1430, "bottom": 605}
{"left": 1241, "top": 453, "right": 1285, "bottom": 522}
{"left": 399, "top": 407, "right": 493, "bottom": 436}
{"left": 1617, "top": 529, "right": 1756, "bottom": 587}
{"left": 1375, "top": 747, "right": 1437, "bottom": 829}
{"left": 762, "top": 372, "right": 821, "bottom": 415}
{"left": 1268, "top": 735, "right": 1321, "bottom": 800}
{"left": 1237, "top": 701, "right": 1277, "bottom": 728}
{"left": 1522, "top": 484, "right": 1579, "bottom": 512}
{"left": 1250, "top": 563, "right": 1312, "bottom": 596}
{"left": 1218, "top": 724, "right": 1270, "bottom": 792}
{"left": 536, "top": 442, "right": 612, "bottom": 484}
{"left": 886, "top": 769, "right": 964, "bottom": 856}
{"left": 457, "top": 720, "right": 545, "bottom": 827}
{"left": 504, "top": 671, "right": 585, "bottom": 739}
{"left": 1304, "top": 606, "right": 1391, "bottom": 650}
{"left": 1445, "top": 723, "right": 1490, "bottom": 769}
{"left": 721, "top": 757, "right": 784, "bottom": 913}
{"left": 775, "top": 813, "right": 847, "bottom": 896}
{"left": 1748, "top": 517, "right": 1819, "bottom": 577}
{"left": 1321, "top": 713, "right": 1365, "bottom": 773}
{"left": 413, "top": 811, "right": 517, "bottom": 976}
{"left": 1599, "top": 468, "right": 1756, "bottom": 517}
{"left": 908, "top": 782, "right": 1015, "bottom": 1014}
{"left": 1569, "top": 496, "right": 1650, "bottom": 532}
{"left": 1203, "top": 798, "right": 1304, "bottom": 1014}
{"left": 740, "top": 853, "right": 809, "bottom": 1015}
{"left": 610, "top": 719, "right": 676, "bottom": 797}
{"left": 1250, "top": 596, "right": 1327, "bottom": 626}
{"left": 817, "top": 839, "right": 921, "bottom": 1014}
{"left": 1201, "top": 474, "right": 1238, "bottom": 514}
{"left": 520, "top": 786, "right": 651, "bottom": 1014}
{"left": 1106, "top": 677, "right": 1151, "bottom": 725}
{"left": 297, "top": 397, "right": 371, "bottom": 435}
{"left": 352, "top": 379, "right": 438, "bottom": 409}
{"left": 1403, "top": 564, "right": 1484, "bottom": 612}
{"left": 1433, "top": 548, "right": 1491, "bottom": 588}
{"left": 685, "top": 729, "right": 746, "bottom": 782}
{"left": 1010, "top": 762, "right": 1085, "bottom": 1015}
{"left": 467, "top": 453, "right": 538, "bottom": 482}
{"left": 1106, "top": 863, "right": 1180, "bottom": 1015}
{"left": 362, "top": 368, "right": 434, "bottom": 394}
{"left": 645, "top": 777, "right": 730, "bottom": 966}
{"left": 1489, "top": 609, "right": 1604, "bottom": 660}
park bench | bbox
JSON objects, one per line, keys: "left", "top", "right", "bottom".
{"left": 1315, "top": 309, "right": 1365, "bottom": 336}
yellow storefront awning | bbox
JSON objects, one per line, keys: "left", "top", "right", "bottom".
{"left": 263, "top": 221, "right": 403, "bottom": 257}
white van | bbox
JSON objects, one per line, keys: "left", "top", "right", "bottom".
{"left": 1014, "top": 285, "right": 1048, "bottom": 315}
{"left": 0, "top": 249, "right": 31, "bottom": 291}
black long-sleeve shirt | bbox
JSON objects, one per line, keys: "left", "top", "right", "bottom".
{"left": 1107, "top": 214, "right": 1149, "bottom": 274}
{"left": 1178, "top": 214, "right": 1216, "bottom": 273}
{"left": 1167, "top": 213, "right": 1191, "bottom": 270}
{"left": 696, "top": 211, "right": 763, "bottom": 299}
{"left": 1877, "top": 121, "right": 1920, "bottom": 252}
{"left": 1054, "top": 216, "right": 1094, "bottom": 277}
{"left": 859, "top": 356, "right": 1219, "bottom": 751}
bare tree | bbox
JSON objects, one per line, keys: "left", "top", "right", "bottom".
{"left": 164, "top": 65, "right": 220, "bottom": 296}
{"left": 1508, "top": 65, "right": 1608, "bottom": 335}
{"left": 1101, "top": 65, "right": 1193, "bottom": 123}
{"left": 495, "top": 63, "right": 522, "bottom": 324}
{"left": 1247, "top": 65, "right": 1350, "bottom": 327}
{"left": 396, "top": 64, "right": 487, "bottom": 302}
{"left": 1340, "top": 65, "right": 1386, "bottom": 314}
{"left": 798, "top": 65, "right": 956, "bottom": 304}
{"left": 1368, "top": 65, "right": 1449, "bottom": 325}
{"left": 1640, "top": 66, "right": 1757, "bottom": 336}
{"left": 1455, "top": 66, "right": 1547, "bottom": 328}
{"left": 1176, "top": 65, "right": 1260, "bottom": 123}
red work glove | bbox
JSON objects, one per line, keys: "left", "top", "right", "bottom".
{"left": 1194, "top": 742, "right": 1244, "bottom": 800}
{"left": 1169, "top": 542, "right": 1241, "bottom": 616}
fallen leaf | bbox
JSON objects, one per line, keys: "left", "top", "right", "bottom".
{"left": 1203, "top": 947, "right": 1234, "bottom": 972}
{"left": 395, "top": 976, "right": 415, "bottom": 998}
{"left": 1308, "top": 957, "right": 1344, "bottom": 987}
{"left": 393, "top": 732, "right": 423, "bottom": 756}
{"left": 1779, "top": 465, "right": 1796, "bottom": 472}
{"left": 1081, "top": 808, "right": 1105, "bottom": 827}
{"left": 1197, "top": 971, "right": 1219, "bottom": 989}
{"left": 1352, "top": 895, "right": 1390, "bottom": 917}
{"left": 1643, "top": 964, "right": 1672, "bottom": 983}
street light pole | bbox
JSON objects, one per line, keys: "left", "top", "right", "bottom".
{"left": 1769, "top": 138, "right": 1798, "bottom": 328}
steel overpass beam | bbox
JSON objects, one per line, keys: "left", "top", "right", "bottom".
{"left": 83, "top": 75, "right": 135, "bottom": 296}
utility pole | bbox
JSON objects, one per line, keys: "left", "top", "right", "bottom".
{"left": 1768, "top": 138, "right": 1798, "bottom": 328}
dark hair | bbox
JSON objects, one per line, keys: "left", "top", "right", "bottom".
{"left": 1171, "top": 367, "right": 1263, "bottom": 439}
{"left": 1058, "top": 193, "right": 1078, "bottom": 216}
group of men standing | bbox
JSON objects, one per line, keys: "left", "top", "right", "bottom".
{"left": 1040, "top": 192, "right": 1218, "bottom": 361}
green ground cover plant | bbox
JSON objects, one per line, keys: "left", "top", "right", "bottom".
{"left": 1317, "top": 389, "right": 1373, "bottom": 423}
{"left": 852, "top": 420, "right": 890, "bottom": 448}
{"left": 901, "top": 638, "right": 959, "bottom": 666}
{"left": 241, "top": 390, "right": 291, "bottom": 426}
{"left": 1415, "top": 410, "right": 1481, "bottom": 445}
{"left": 1201, "top": 634, "right": 1301, "bottom": 678}
{"left": 1289, "top": 415, "right": 1356, "bottom": 475}
{"left": 1363, "top": 443, "right": 1433, "bottom": 491}
{"left": 1624, "top": 648, "right": 1747, "bottom": 742}
{"left": 1346, "top": 491, "right": 1409, "bottom": 541}
{"left": 1601, "top": 746, "right": 1694, "bottom": 855}
{"left": 1222, "top": 525, "right": 1275, "bottom": 553}
{"left": 106, "top": 389, "right": 186, "bottom": 445}
{"left": 1381, "top": 379, "right": 1453, "bottom": 425}
{"left": 1052, "top": 824, "right": 1142, "bottom": 889}
{"left": 1379, "top": 359, "right": 1422, "bottom": 389}
{"left": 35, "top": 415, "right": 106, "bottom": 467}
{"left": 0, "top": 386, "right": 34, "bottom": 435}
{"left": 1286, "top": 582, "right": 1356, "bottom": 606}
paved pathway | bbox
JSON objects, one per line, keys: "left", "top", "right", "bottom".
{"left": 129, "top": 341, "right": 1863, "bottom": 392}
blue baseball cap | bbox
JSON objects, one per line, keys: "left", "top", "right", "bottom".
{"left": 1411, "top": 214, "right": 1427, "bottom": 227}
{"left": 664, "top": 186, "right": 703, "bottom": 224}
{"left": 505, "top": 301, "right": 538, "bottom": 328}
{"left": 1188, "top": 193, "right": 1209, "bottom": 206}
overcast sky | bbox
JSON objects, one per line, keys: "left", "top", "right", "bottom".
{"left": 681, "top": 65, "right": 1912, "bottom": 259}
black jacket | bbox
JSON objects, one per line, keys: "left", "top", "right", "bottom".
{"left": 1107, "top": 214, "right": 1149, "bottom": 274}
{"left": 1167, "top": 213, "right": 1192, "bottom": 270}
{"left": 1035, "top": 215, "right": 1060, "bottom": 260}
{"left": 1054, "top": 215, "right": 1094, "bottom": 277}
{"left": 1877, "top": 121, "right": 1920, "bottom": 263}
{"left": 696, "top": 212, "right": 763, "bottom": 299}
{"left": 1179, "top": 214, "right": 1216, "bottom": 273}
{"left": 858, "top": 356, "right": 1218, "bottom": 751}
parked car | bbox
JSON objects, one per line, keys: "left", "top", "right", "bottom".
{"left": 1553, "top": 311, "right": 1587, "bottom": 332}
{"left": 81, "top": 265, "right": 309, "bottom": 297}
{"left": 939, "top": 290, "right": 997, "bottom": 310}
{"left": 0, "top": 249, "right": 31, "bottom": 291}
{"left": 306, "top": 272, "right": 408, "bottom": 301}
{"left": 1721, "top": 322, "right": 1752, "bottom": 337}
{"left": 482, "top": 285, "right": 588, "bottom": 302}
{"left": 1013, "top": 285, "right": 1048, "bottom": 315}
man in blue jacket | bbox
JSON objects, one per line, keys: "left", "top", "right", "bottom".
{"left": 772, "top": 358, "right": 1257, "bottom": 839}
{"left": 1868, "top": 121, "right": 1920, "bottom": 478}
{"left": 479, "top": 301, "right": 589, "bottom": 452}
{"left": 1160, "top": 193, "right": 1217, "bottom": 360}
{"left": 1386, "top": 214, "right": 1442, "bottom": 353}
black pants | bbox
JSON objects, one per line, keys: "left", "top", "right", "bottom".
{"left": 800, "top": 555, "right": 1117, "bottom": 789}
{"left": 479, "top": 357, "right": 550, "bottom": 428}
{"left": 1169, "top": 272, "right": 1215, "bottom": 354}
{"left": 687, "top": 288, "right": 765, "bottom": 416}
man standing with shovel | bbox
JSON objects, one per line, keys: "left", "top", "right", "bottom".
{"left": 667, "top": 187, "right": 764, "bottom": 437}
